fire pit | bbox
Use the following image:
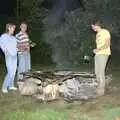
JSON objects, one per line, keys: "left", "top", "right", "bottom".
{"left": 17, "top": 70, "right": 112, "bottom": 102}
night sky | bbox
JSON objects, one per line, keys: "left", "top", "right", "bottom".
{"left": 0, "top": 0, "right": 16, "bottom": 34}
{"left": 0, "top": 0, "right": 16, "bottom": 15}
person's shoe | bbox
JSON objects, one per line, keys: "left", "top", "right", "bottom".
{"left": 96, "top": 88, "right": 105, "bottom": 96}
{"left": 9, "top": 87, "right": 18, "bottom": 91}
{"left": 2, "top": 88, "right": 8, "bottom": 93}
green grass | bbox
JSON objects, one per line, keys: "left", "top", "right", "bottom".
{"left": 2, "top": 107, "right": 120, "bottom": 120}
{"left": 0, "top": 58, "right": 120, "bottom": 120}
{"left": 3, "top": 109, "right": 68, "bottom": 120}
{"left": 78, "top": 107, "right": 120, "bottom": 120}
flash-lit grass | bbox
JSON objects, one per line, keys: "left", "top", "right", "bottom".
{"left": 2, "top": 107, "right": 120, "bottom": 120}
{"left": 0, "top": 56, "right": 120, "bottom": 120}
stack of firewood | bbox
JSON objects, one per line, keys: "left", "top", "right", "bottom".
{"left": 17, "top": 70, "right": 112, "bottom": 101}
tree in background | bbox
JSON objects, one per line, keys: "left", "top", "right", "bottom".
{"left": 18, "top": 0, "right": 120, "bottom": 68}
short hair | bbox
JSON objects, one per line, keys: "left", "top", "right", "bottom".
{"left": 5, "top": 23, "right": 16, "bottom": 33}
{"left": 92, "top": 20, "right": 103, "bottom": 27}
{"left": 20, "top": 22, "right": 27, "bottom": 26}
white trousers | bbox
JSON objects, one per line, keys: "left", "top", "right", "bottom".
{"left": 94, "top": 55, "right": 109, "bottom": 88}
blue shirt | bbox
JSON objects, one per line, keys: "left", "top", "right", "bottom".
{"left": 0, "top": 33, "right": 17, "bottom": 56}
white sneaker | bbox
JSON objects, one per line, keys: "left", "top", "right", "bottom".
{"left": 9, "top": 87, "right": 18, "bottom": 91}
{"left": 2, "top": 88, "right": 8, "bottom": 93}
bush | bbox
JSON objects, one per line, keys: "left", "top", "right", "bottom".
{"left": 43, "top": 0, "right": 120, "bottom": 68}
{"left": 43, "top": 9, "right": 95, "bottom": 68}
{"left": 23, "top": 0, "right": 120, "bottom": 67}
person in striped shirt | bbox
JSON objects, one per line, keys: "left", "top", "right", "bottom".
{"left": 16, "top": 22, "right": 36, "bottom": 80}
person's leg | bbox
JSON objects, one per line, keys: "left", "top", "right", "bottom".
{"left": 2, "top": 56, "right": 17, "bottom": 93}
{"left": 98, "top": 55, "right": 109, "bottom": 88}
{"left": 96, "top": 55, "right": 109, "bottom": 96}
{"left": 9, "top": 56, "right": 17, "bottom": 89}
{"left": 24, "top": 50, "right": 31, "bottom": 72}
{"left": 94, "top": 55, "right": 99, "bottom": 80}
{"left": 17, "top": 52, "right": 26, "bottom": 80}
{"left": 28, "top": 51, "right": 31, "bottom": 71}
{"left": 2, "top": 56, "right": 11, "bottom": 92}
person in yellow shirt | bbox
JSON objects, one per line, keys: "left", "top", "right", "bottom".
{"left": 91, "top": 21, "right": 111, "bottom": 96}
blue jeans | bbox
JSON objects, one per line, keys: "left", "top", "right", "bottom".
{"left": 2, "top": 55, "right": 17, "bottom": 89}
{"left": 17, "top": 50, "right": 31, "bottom": 80}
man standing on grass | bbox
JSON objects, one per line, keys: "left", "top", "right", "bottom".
{"left": 91, "top": 21, "right": 111, "bottom": 96}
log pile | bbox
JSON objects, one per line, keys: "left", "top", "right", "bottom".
{"left": 17, "top": 70, "right": 112, "bottom": 101}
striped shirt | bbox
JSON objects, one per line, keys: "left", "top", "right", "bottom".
{"left": 16, "top": 31, "right": 30, "bottom": 52}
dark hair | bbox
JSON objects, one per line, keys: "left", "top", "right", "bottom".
{"left": 20, "top": 21, "right": 27, "bottom": 26}
{"left": 92, "top": 20, "right": 103, "bottom": 27}
{"left": 5, "top": 23, "right": 16, "bottom": 33}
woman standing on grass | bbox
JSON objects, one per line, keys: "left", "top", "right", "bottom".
{"left": 0, "top": 23, "right": 18, "bottom": 93}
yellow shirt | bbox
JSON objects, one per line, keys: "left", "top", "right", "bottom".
{"left": 96, "top": 29, "right": 111, "bottom": 55}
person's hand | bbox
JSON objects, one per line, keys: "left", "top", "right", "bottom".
{"left": 30, "top": 42, "right": 36, "bottom": 47}
{"left": 93, "top": 49, "right": 99, "bottom": 54}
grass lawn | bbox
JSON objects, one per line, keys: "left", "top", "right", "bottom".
{"left": 0, "top": 56, "right": 120, "bottom": 120}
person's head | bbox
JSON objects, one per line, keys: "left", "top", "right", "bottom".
{"left": 91, "top": 21, "right": 102, "bottom": 32}
{"left": 20, "top": 22, "right": 27, "bottom": 32}
{"left": 5, "top": 23, "right": 16, "bottom": 34}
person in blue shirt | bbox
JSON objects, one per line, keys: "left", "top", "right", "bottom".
{"left": 0, "top": 23, "right": 18, "bottom": 93}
